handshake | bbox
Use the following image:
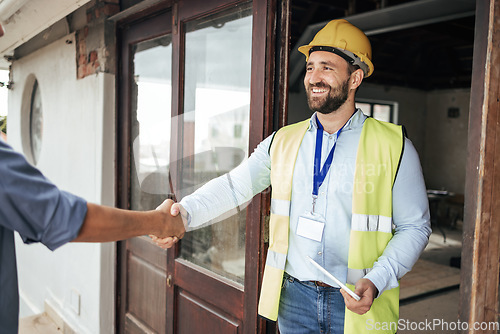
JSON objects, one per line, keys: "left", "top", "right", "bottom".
{"left": 150, "top": 199, "right": 187, "bottom": 249}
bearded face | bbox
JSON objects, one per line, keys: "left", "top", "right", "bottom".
{"left": 305, "top": 76, "right": 350, "bottom": 114}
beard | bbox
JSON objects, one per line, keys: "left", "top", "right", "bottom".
{"left": 306, "top": 77, "right": 350, "bottom": 115}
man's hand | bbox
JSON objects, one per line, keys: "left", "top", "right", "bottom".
{"left": 340, "top": 278, "right": 378, "bottom": 315}
{"left": 74, "top": 200, "right": 185, "bottom": 243}
{"left": 150, "top": 202, "right": 186, "bottom": 249}
{"left": 153, "top": 199, "right": 186, "bottom": 239}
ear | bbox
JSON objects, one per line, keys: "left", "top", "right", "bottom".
{"left": 349, "top": 69, "right": 364, "bottom": 90}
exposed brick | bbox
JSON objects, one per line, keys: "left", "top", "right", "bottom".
{"left": 102, "top": 4, "right": 119, "bottom": 16}
{"left": 78, "top": 42, "right": 86, "bottom": 55}
{"left": 77, "top": 66, "right": 86, "bottom": 79}
{"left": 86, "top": 63, "right": 95, "bottom": 76}
{"left": 78, "top": 54, "right": 87, "bottom": 66}
{"left": 76, "top": 0, "right": 117, "bottom": 79}
{"left": 89, "top": 51, "right": 98, "bottom": 63}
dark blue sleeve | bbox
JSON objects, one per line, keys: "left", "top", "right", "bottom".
{"left": 0, "top": 140, "right": 88, "bottom": 251}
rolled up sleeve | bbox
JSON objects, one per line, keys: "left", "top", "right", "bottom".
{"left": 0, "top": 141, "right": 87, "bottom": 251}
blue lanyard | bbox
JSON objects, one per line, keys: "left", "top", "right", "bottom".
{"left": 312, "top": 118, "right": 345, "bottom": 211}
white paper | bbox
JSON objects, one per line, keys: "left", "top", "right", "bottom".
{"left": 306, "top": 256, "right": 361, "bottom": 301}
{"left": 296, "top": 215, "right": 325, "bottom": 242}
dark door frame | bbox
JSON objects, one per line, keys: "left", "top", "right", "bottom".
{"left": 114, "top": 0, "right": 281, "bottom": 332}
{"left": 167, "top": 1, "right": 278, "bottom": 332}
{"left": 115, "top": 5, "right": 174, "bottom": 332}
{"left": 460, "top": 0, "right": 500, "bottom": 332}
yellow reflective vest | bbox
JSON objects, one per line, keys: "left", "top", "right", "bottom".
{"left": 258, "top": 117, "right": 404, "bottom": 334}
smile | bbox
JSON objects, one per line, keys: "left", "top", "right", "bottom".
{"left": 311, "top": 87, "right": 328, "bottom": 93}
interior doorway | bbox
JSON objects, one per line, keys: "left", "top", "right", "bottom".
{"left": 285, "top": 0, "right": 475, "bottom": 330}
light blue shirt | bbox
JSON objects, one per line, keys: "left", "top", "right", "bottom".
{"left": 180, "top": 109, "right": 431, "bottom": 295}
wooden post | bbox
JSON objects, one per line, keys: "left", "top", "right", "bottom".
{"left": 459, "top": 0, "right": 500, "bottom": 332}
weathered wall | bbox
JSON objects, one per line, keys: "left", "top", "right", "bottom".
{"left": 6, "top": 2, "right": 119, "bottom": 332}
{"left": 8, "top": 32, "right": 115, "bottom": 334}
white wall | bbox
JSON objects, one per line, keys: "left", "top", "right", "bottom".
{"left": 0, "top": 70, "right": 8, "bottom": 116}
{"left": 8, "top": 32, "right": 115, "bottom": 334}
{"left": 423, "top": 89, "right": 470, "bottom": 194}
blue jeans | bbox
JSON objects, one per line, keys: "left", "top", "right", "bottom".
{"left": 278, "top": 273, "right": 345, "bottom": 334}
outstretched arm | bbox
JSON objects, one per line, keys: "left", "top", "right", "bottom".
{"left": 150, "top": 134, "right": 275, "bottom": 249}
{"left": 73, "top": 199, "right": 185, "bottom": 242}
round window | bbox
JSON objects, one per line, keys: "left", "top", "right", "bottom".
{"left": 29, "top": 80, "right": 43, "bottom": 164}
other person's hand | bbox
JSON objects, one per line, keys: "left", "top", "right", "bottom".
{"left": 150, "top": 201, "right": 186, "bottom": 249}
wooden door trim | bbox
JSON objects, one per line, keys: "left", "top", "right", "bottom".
{"left": 117, "top": 0, "right": 279, "bottom": 332}
{"left": 177, "top": 0, "right": 248, "bottom": 22}
{"left": 244, "top": 0, "right": 282, "bottom": 332}
{"left": 116, "top": 9, "right": 173, "bottom": 333}
{"left": 175, "top": 259, "right": 244, "bottom": 317}
{"left": 460, "top": 0, "right": 500, "bottom": 331}
{"left": 167, "top": 1, "right": 277, "bottom": 333}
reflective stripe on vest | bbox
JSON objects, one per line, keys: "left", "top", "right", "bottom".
{"left": 258, "top": 117, "right": 403, "bottom": 334}
{"left": 351, "top": 213, "right": 393, "bottom": 233}
{"left": 271, "top": 198, "right": 291, "bottom": 217}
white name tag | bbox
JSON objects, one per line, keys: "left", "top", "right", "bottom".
{"left": 296, "top": 213, "right": 325, "bottom": 242}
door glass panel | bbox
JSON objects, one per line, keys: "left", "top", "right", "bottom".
{"left": 179, "top": 3, "right": 253, "bottom": 284}
{"left": 130, "top": 35, "right": 173, "bottom": 211}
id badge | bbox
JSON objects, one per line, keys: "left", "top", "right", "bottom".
{"left": 296, "top": 212, "right": 325, "bottom": 242}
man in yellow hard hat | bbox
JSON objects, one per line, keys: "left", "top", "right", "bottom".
{"left": 154, "top": 19, "right": 430, "bottom": 334}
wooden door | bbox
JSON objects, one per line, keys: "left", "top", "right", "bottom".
{"left": 117, "top": 1, "right": 277, "bottom": 333}
{"left": 117, "top": 8, "right": 175, "bottom": 333}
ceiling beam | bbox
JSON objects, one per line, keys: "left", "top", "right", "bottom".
{"left": 289, "top": 0, "right": 476, "bottom": 86}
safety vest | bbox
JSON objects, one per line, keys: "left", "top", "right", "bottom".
{"left": 258, "top": 117, "right": 404, "bottom": 334}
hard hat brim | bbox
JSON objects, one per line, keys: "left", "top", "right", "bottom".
{"left": 299, "top": 44, "right": 374, "bottom": 77}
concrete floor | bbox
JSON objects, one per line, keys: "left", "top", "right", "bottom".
{"left": 399, "top": 289, "right": 460, "bottom": 334}
{"left": 19, "top": 225, "right": 465, "bottom": 334}
{"left": 398, "top": 224, "right": 464, "bottom": 334}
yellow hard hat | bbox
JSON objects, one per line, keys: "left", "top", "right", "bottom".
{"left": 298, "top": 19, "right": 374, "bottom": 77}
